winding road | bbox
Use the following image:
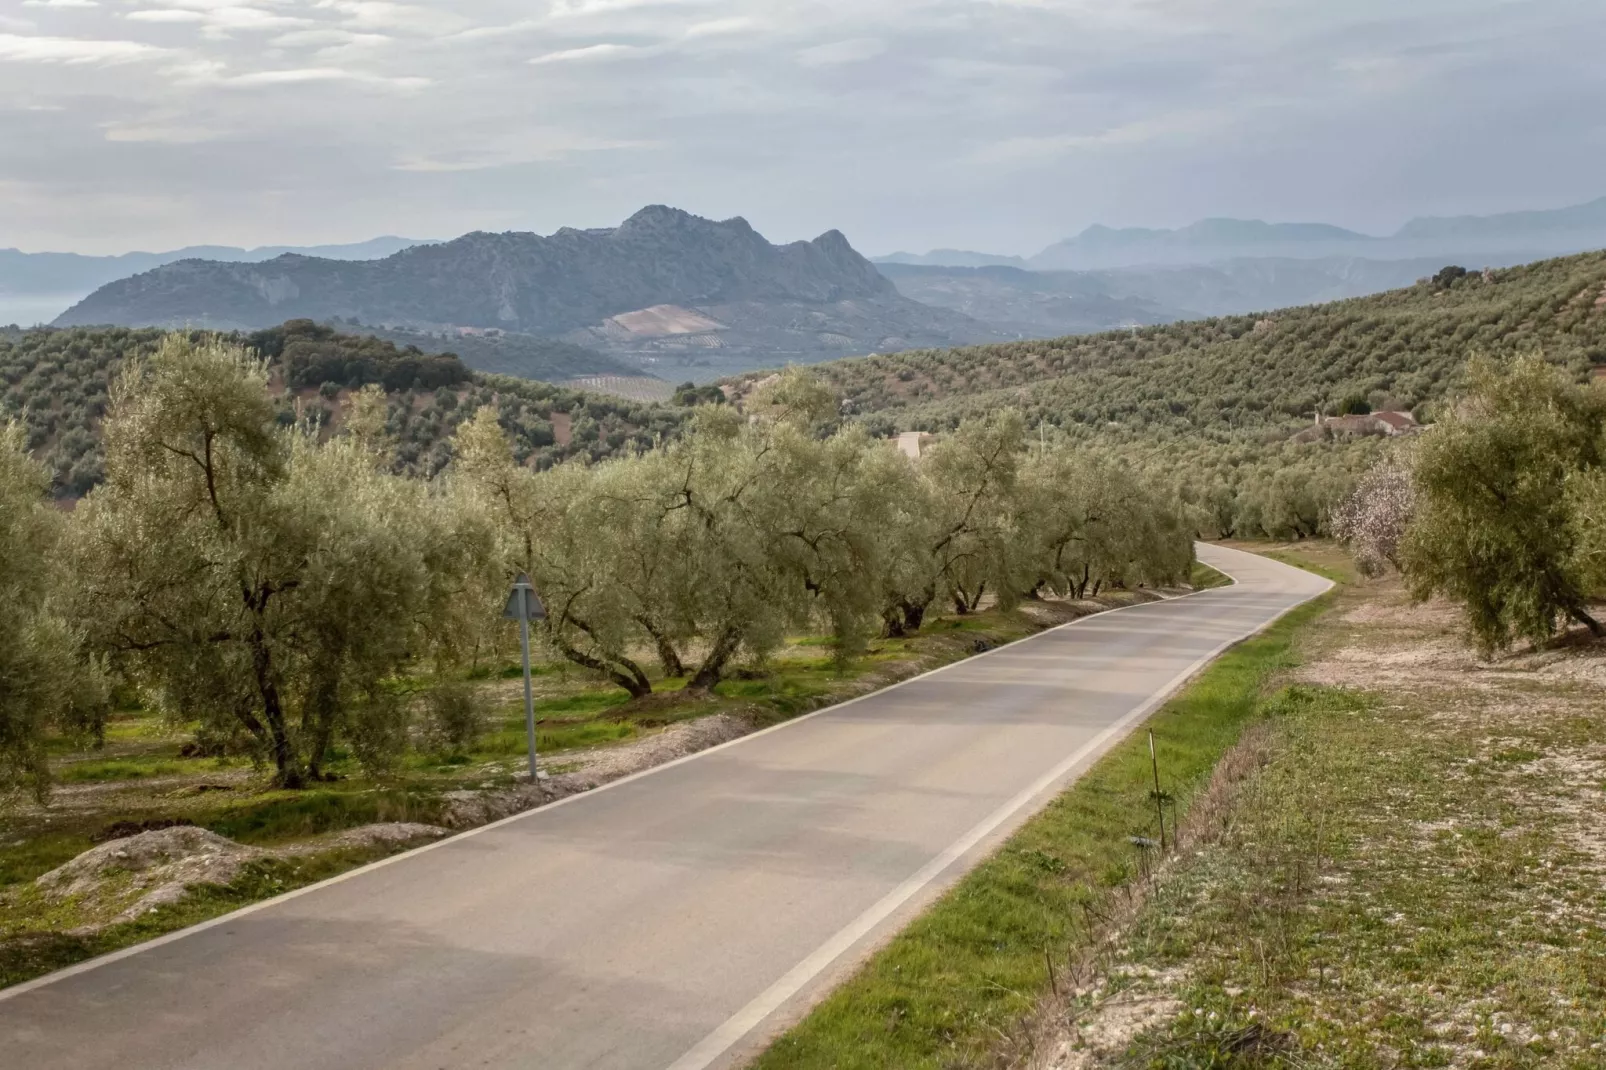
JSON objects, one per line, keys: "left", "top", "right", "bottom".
{"left": 1, "top": 543, "right": 1329, "bottom": 1070}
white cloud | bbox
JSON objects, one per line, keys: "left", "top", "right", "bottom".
{"left": 150, "top": 0, "right": 299, "bottom": 9}
{"left": 2, "top": 0, "right": 1603, "bottom": 259}
{"left": 223, "top": 65, "right": 427, "bottom": 88}
{"left": 22, "top": 0, "right": 100, "bottom": 8}
{"left": 198, "top": 8, "right": 314, "bottom": 39}
{"left": 974, "top": 108, "right": 1238, "bottom": 165}
{"left": 102, "top": 120, "right": 222, "bottom": 143}
{"left": 271, "top": 28, "right": 389, "bottom": 48}
{"left": 680, "top": 16, "right": 755, "bottom": 39}
{"left": 796, "top": 38, "right": 884, "bottom": 67}
{"left": 549, "top": 0, "right": 711, "bottom": 16}
{"left": 314, "top": 1, "right": 469, "bottom": 36}
{"left": 0, "top": 32, "right": 163, "bottom": 63}
{"left": 126, "top": 9, "right": 207, "bottom": 22}
{"left": 394, "top": 131, "right": 655, "bottom": 172}
{"left": 529, "top": 42, "right": 645, "bottom": 65}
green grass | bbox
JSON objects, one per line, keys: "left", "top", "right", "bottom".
{"left": 52, "top": 758, "right": 193, "bottom": 784}
{"left": 752, "top": 592, "right": 1334, "bottom": 1070}
{"left": 200, "top": 786, "right": 443, "bottom": 846}
{"left": 0, "top": 848, "right": 397, "bottom": 989}
{"left": 1191, "top": 560, "right": 1234, "bottom": 590}
{"left": 1100, "top": 581, "right": 1606, "bottom": 1066}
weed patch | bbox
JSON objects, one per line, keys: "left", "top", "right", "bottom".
{"left": 1061, "top": 576, "right": 1606, "bottom": 1069}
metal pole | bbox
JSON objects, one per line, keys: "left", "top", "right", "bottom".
{"left": 520, "top": 614, "right": 537, "bottom": 782}
{"left": 1149, "top": 729, "right": 1166, "bottom": 852}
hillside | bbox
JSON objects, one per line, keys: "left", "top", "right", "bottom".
{"left": 873, "top": 264, "right": 1186, "bottom": 337}
{"left": 348, "top": 323, "right": 639, "bottom": 381}
{"left": 761, "top": 250, "right": 1606, "bottom": 437}
{"left": 54, "top": 207, "right": 1000, "bottom": 378}
{"left": 1031, "top": 218, "right": 1376, "bottom": 270}
{"left": 874, "top": 256, "right": 1489, "bottom": 333}
{"left": 0, "top": 321, "right": 690, "bottom": 496}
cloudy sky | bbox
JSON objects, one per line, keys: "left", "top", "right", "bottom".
{"left": 2, "top": 0, "right": 1604, "bottom": 256}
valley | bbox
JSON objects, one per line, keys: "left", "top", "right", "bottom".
{"left": 5, "top": 205, "right": 1606, "bottom": 1070}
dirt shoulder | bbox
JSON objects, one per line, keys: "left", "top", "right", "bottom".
{"left": 1038, "top": 561, "right": 1606, "bottom": 1067}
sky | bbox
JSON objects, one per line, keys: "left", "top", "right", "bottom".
{"left": 2, "top": 0, "right": 1604, "bottom": 257}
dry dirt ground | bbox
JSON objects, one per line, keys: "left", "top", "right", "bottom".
{"left": 1034, "top": 570, "right": 1606, "bottom": 1068}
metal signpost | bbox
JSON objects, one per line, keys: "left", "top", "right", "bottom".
{"left": 503, "top": 573, "right": 547, "bottom": 782}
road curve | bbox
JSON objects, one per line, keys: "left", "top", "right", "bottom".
{"left": 1, "top": 544, "right": 1329, "bottom": 1070}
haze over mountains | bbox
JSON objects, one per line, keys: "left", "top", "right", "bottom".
{"left": 880, "top": 197, "right": 1606, "bottom": 270}
{"left": 24, "top": 196, "right": 1606, "bottom": 385}
{"left": 866, "top": 197, "right": 1606, "bottom": 339}
{"left": 0, "top": 237, "right": 434, "bottom": 328}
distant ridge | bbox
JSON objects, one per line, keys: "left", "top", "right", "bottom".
{"left": 0, "top": 236, "right": 434, "bottom": 302}
{"left": 1030, "top": 197, "right": 1606, "bottom": 270}
{"left": 1396, "top": 196, "right": 1606, "bottom": 241}
{"left": 55, "top": 206, "right": 1002, "bottom": 376}
{"left": 874, "top": 249, "right": 1028, "bottom": 269}
{"left": 875, "top": 197, "right": 1606, "bottom": 274}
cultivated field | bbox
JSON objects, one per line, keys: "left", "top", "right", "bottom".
{"left": 561, "top": 374, "right": 677, "bottom": 403}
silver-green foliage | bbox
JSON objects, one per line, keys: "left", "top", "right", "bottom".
{"left": 0, "top": 422, "right": 107, "bottom": 803}
{"left": 1401, "top": 355, "right": 1606, "bottom": 651}
{"left": 70, "top": 335, "right": 494, "bottom": 787}
{"left": 457, "top": 376, "right": 1195, "bottom": 692}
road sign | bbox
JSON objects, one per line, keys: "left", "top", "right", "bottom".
{"left": 504, "top": 574, "right": 546, "bottom": 782}
{"left": 503, "top": 574, "right": 546, "bottom": 622}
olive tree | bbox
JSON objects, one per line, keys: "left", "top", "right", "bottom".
{"left": 922, "top": 410, "right": 1028, "bottom": 614}
{"left": 1019, "top": 446, "right": 1192, "bottom": 599}
{"left": 1401, "top": 356, "right": 1606, "bottom": 651}
{"left": 0, "top": 422, "right": 107, "bottom": 803}
{"left": 72, "top": 335, "right": 478, "bottom": 786}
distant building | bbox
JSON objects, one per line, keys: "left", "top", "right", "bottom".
{"left": 1293, "top": 410, "right": 1421, "bottom": 443}
{"left": 1369, "top": 411, "right": 1420, "bottom": 435}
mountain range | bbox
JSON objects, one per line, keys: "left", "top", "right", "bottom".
{"left": 28, "top": 196, "right": 1606, "bottom": 386}
{"left": 1, "top": 235, "right": 429, "bottom": 304}
{"left": 880, "top": 196, "right": 1606, "bottom": 271}
{"left": 54, "top": 207, "right": 1001, "bottom": 381}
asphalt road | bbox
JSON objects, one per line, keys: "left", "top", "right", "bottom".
{"left": 1, "top": 543, "right": 1329, "bottom": 1070}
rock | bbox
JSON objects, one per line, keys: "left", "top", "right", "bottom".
{"left": 314, "top": 823, "right": 450, "bottom": 850}
{"left": 440, "top": 786, "right": 547, "bottom": 829}
{"left": 36, "top": 827, "right": 264, "bottom": 922}
{"left": 36, "top": 822, "right": 454, "bottom": 925}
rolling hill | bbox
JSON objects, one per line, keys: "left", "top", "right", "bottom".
{"left": 753, "top": 250, "right": 1606, "bottom": 438}
{"left": 0, "top": 321, "right": 692, "bottom": 497}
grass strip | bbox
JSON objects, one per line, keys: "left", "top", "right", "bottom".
{"left": 752, "top": 591, "right": 1334, "bottom": 1070}
{"left": 1189, "top": 560, "right": 1233, "bottom": 590}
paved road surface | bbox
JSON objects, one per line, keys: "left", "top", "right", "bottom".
{"left": 1, "top": 544, "right": 1328, "bottom": 1070}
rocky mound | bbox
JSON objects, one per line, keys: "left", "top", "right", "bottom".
{"left": 37, "top": 827, "right": 263, "bottom": 922}
{"left": 36, "top": 823, "right": 450, "bottom": 926}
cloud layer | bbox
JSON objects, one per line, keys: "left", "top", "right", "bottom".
{"left": 2, "top": 0, "right": 1604, "bottom": 255}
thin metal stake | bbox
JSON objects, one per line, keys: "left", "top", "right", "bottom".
{"left": 1149, "top": 729, "right": 1166, "bottom": 852}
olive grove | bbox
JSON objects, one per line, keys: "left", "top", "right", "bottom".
{"left": 9, "top": 340, "right": 1195, "bottom": 793}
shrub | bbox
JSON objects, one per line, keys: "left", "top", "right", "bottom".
{"left": 421, "top": 683, "right": 486, "bottom": 755}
